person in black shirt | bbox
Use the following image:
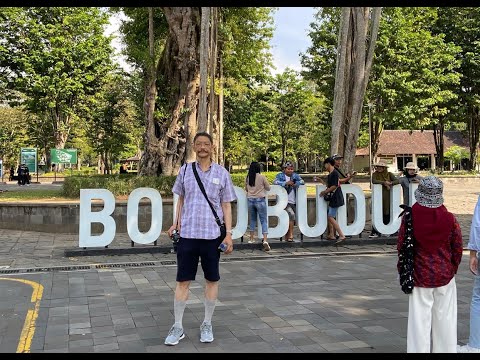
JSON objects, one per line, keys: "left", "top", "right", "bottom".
{"left": 320, "top": 157, "right": 346, "bottom": 244}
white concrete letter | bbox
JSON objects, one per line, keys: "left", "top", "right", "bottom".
{"left": 371, "top": 184, "right": 402, "bottom": 235}
{"left": 265, "top": 185, "right": 289, "bottom": 238}
{"left": 336, "top": 184, "right": 366, "bottom": 236}
{"left": 79, "top": 189, "right": 116, "bottom": 247}
{"left": 127, "top": 188, "right": 162, "bottom": 245}
{"left": 296, "top": 185, "right": 328, "bottom": 237}
{"left": 409, "top": 182, "right": 419, "bottom": 206}
{"left": 233, "top": 186, "right": 248, "bottom": 239}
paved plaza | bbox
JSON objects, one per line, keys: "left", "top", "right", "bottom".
{"left": 0, "top": 244, "right": 475, "bottom": 353}
{"left": 0, "top": 179, "right": 478, "bottom": 352}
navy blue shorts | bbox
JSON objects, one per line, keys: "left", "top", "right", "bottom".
{"left": 176, "top": 237, "right": 221, "bottom": 282}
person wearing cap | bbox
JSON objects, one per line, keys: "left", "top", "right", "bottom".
{"left": 397, "top": 176, "right": 463, "bottom": 353}
{"left": 369, "top": 161, "right": 400, "bottom": 238}
{"left": 273, "top": 161, "right": 305, "bottom": 242}
{"left": 399, "top": 162, "right": 422, "bottom": 206}
{"left": 329, "top": 154, "right": 356, "bottom": 239}
{"left": 332, "top": 154, "right": 356, "bottom": 185}
{"left": 320, "top": 157, "right": 346, "bottom": 244}
{"left": 458, "top": 195, "right": 480, "bottom": 353}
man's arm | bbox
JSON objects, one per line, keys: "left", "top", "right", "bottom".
{"left": 168, "top": 196, "right": 184, "bottom": 237}
{"left": 371, "top": 173, "right": 384, "bottom": 184}
{"left": 389, "top": 172, "right": 400, "bottom": 185}
{"left": 450, "top": 217, "right": 463, "bottom": 274}
{"left": 294, "top": 173, "right": 305, "bottom": 187}
{"left": 221, "top": 201, "right": 234, "bottom": 255}
{"left": 273, "top": 173, "right": 287, "bottom": 187}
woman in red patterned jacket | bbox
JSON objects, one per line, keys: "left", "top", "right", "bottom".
{"left": 397, "top": 176, "right": 463, "bottom": 353}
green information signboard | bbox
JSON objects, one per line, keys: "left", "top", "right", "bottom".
{"left": 20, "top": 148, "right": 37, "bottom": 173}
{"left": 50, "top": 149, "right": 78, "bottom": 164}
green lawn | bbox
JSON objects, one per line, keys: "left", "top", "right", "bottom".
{"left": 0, "top": 185, "right": 353, "bottom": 201}
{"left": 0, "top": 189, "right": 66, "bottom": 201}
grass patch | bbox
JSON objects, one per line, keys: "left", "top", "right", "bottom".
{"left": 0, "top": 189, "right": 66, "bottom": 201}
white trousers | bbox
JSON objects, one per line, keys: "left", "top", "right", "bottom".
{"left": 407, "top": 277, "right": 457, "bottom": 353}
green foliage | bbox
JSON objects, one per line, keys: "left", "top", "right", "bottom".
{"left": 62, "top": 174, "right": 177, "bottom": 198}
{"left": 444, "top": 145, "right": 469, "bottom": 169}
{"left": 0, "top": 7, "right": 114, "bottom": 150}
{"left": 0, "top": 106, "right": 29, "bottom": 166}
{"left": 369, "top": 7, "right": 461, "bottom": 129}
{"left": 85, "top": 71, "right": 142, "bottom": 166}
{"left": 221, "top": 7, "right": 276, "bottom": 82}
{"left": 301, "top": 7, "right": 462, "bottom": 149}
{"left": 229, "top": 171, "right": 278, "bottom": 188}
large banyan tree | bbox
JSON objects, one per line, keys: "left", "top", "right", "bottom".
{"left": 139, "top": 7, "right": 225, "bottom": 176}
{"left": 117, "top": 7, "right": 274, "bottom": 176}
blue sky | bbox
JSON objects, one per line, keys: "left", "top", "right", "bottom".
{"left": 270, "top": 7, "right": 316, "bottom": 74}
{"left": 106, "top": 8, "right": 317, "bottom": 75}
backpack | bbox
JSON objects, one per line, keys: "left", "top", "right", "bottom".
{"left": 398, "top": 204, "right": 415, "bottom": 294}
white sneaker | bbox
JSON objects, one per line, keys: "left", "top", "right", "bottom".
{"left": 457, "top": 344, "right": 480, "bottom": 353}
{"left": 262, "top": 241, "right": 271, "bottom": 251}
{"left": 369, "top": 233, "right": 379, "bottom": 238}
{"left": 164, "top": 325, "right": 185, "bottom": 346}
{"left": 247, "top": 239, "right": 256, "bottom": 244}
{"left": 200, "top": 322, "right": 214, "bottom": 343}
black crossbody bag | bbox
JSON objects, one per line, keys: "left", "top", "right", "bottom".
{"left": 191, "top": 163, "right": 227, "bottom": 242}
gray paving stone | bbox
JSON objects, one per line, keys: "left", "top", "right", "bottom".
{"left": 94, "top": 342, "right": 120, "bottom": 352}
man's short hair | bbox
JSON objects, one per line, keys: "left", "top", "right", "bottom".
{"left": 193, "top": 132, "right": 213, "bottom": 144}
{"left": 324, "top": 157, "right": 335, "bottom": 166}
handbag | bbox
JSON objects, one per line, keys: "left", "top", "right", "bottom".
{"left": 324, "top": 189, "right": 336, "bottom": 202}
{"left": 191, "top": 163, "right": 227, "bottom": 242}
{"left": 398, "top": 204, "right": 415, "bottom": 294}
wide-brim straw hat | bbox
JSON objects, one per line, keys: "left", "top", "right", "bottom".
{"left": 404, "top": 162, "right": 418, "bottom": 170}
{"left": 373, "top": 161, "right": 388, "bottom": 168}
{"left": 414, "top": 176, "right": 444, "bottom": 208}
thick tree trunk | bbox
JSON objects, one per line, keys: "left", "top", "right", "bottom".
{"left": 139, "top": 8, "right": 161, "bottom": 176}
{"left": 331, "top": 7, "right": 382, "bottom": 172}
{"left": 140, "top": 7, "right": 201, "bottom": 176}
{"left": 331, "top": 7, "right": 352, "bottom": 157}
{"left": 218, "top": 53, "right": 224, "bottom": 166}
{"left": 469, "top": 106, "right": 480, "bottom": 171}
{"left": 209, "top": 8, "right": 219, "bottom": 162}
{"left": 433, "top": 119, "right": 445, "bottom": 172}
{"left": 198, "top": 7, "right": 210, "bottom": 133}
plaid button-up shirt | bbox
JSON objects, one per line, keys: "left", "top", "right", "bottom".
{"left": 172, "top": 161, "right": 237, "bottom": 240}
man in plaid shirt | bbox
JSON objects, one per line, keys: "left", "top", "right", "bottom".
{"left": 165, "top": 132, "right": 237, "bottom": 346}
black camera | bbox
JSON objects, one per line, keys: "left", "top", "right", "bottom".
{"left": 170, "top": 229, "right": 180, "bottom": 243}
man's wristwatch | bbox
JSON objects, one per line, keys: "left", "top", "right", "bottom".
{"left": 226, "top": 229, "right": 233, "bottom": 235}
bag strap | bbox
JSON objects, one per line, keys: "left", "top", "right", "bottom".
{"left": 191, "top": 162, "right": 223, "bottom": 227}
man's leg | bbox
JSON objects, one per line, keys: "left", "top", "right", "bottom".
{"left": 248, "top": 199, "right": 257, "bottom": 243}
{"left": 174, "top": 281, "right": 190, "bottom": 324}
{"left": 204, "top": 280, "right": 219, "bottom": 325}
{"left": 199, "top": 239, "right": 222, "bottom": 343}
{"left": 469, "top": 274, "right": 480, "bottom": 349}
{"left": 165, "top": 238, "right": 199, "bottom": 346}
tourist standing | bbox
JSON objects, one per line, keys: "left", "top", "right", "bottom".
{"left": 273, "top": 161, "right": 305, "bottom": 242}
{"left": 398, "top": 176, "right": 462, "bottom": 353}
{"left": 399, "top": 162, "right": 422, "bottom": 206}
{"left": 458, "top": 195, "right": 480, "bottom": 353}
{"left": 369, "top": 161, "right": 399, "bottom": 237}
{"left": 165, "top": 132, "right": 237, "bottom": 346}
{"left": 245, "top": 161, "right": 271, "bottom": 251}
{"left": 320, "top": 157, "right": 346, "bottom": 244}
